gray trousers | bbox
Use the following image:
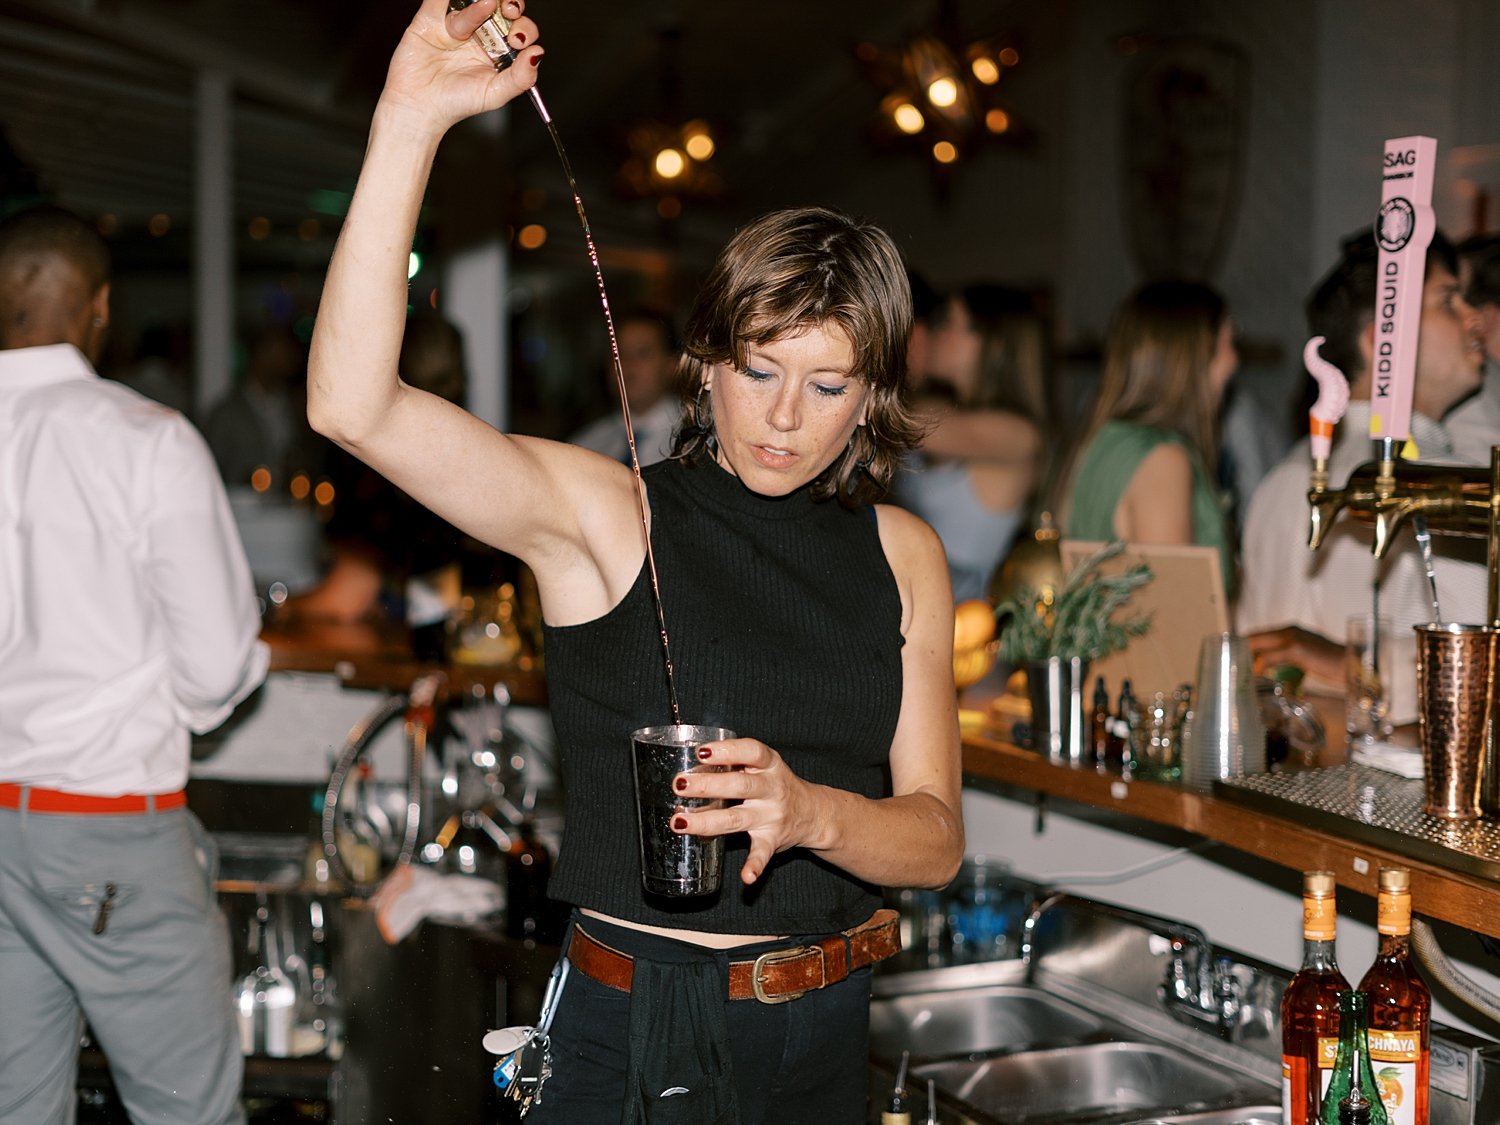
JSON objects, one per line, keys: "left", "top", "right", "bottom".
{"left": 0, "top": 800, "right": 244, "bottom": 1125}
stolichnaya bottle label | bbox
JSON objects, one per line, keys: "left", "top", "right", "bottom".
{"left": 1367, "top": 1029, "right": 1420, "bottom": 1125}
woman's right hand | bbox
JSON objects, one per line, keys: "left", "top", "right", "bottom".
{"left": 380, "top": 0, "right": 542, "bottom": 133}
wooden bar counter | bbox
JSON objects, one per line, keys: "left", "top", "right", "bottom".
{"left": 261, "top": 615, "right": 547, "bottom": 705}
{"left": 960, "top": 690, "right": 1500, "bottom": 940}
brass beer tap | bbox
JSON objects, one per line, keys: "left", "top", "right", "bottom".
{"left": 1304, "top": 450, "right": 1500, "bottom": 622}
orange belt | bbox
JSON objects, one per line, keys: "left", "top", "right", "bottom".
{"left": 0, "top": 783, "right": 187, "bottom": 815}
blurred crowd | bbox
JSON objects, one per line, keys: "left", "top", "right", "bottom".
{"left": 89, "top": 223, "right": 1500, "bottom": 706}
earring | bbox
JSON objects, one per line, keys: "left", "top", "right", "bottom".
{"left": 851, "top": 425, "right": 875, "bottom": 475}
{"left": 91, "top": 317, "right": 105, "bottom": 328}
{"left": 693, "top": 385, "right": 711, "bottom": 430}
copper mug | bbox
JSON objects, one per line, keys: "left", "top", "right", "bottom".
{"left": 1413, "top": 623, "right": 1495, "bottom": 821}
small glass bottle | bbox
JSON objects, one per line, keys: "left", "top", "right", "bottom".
{"left": 1103, "top": 678, "right": 1133, "bottom": 770}
{"left": 1282, "top": 871, "right": 1350, "bottom": 1125}
{"left": 1112, "top": 679, "right": 1141, "bottom": 776}
{"left": 1089, "top": 676, "right": 1111, "bottom": 767}
{"left": 1319, "top": 990, "right": 1389, "bottom": 1125}
{"left": 1358, "top": 868, "right": 1430, "bottom": 1125}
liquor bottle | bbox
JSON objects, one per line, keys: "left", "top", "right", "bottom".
{"left": 1358, "top": 868, "right": 1430, "bottom": 1125}
{"left": 1090, "top": 676, "right": 1111, "bottom": 767}
{"left": 1282, "top": 871, "right": 1350, "bottom": 1125}
{"left": 882, "top": 1050, "right": 911, "bottom": 1125}
{"left": 1318, "top": 990, "right": 1389, "bottom": 1125}
{"left": 505, "top": 819, "right": 554, "bottom": 942}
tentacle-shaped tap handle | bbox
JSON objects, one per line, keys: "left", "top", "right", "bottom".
{"left": 1303, "top": 336, "right": 1350, "bottom": 462}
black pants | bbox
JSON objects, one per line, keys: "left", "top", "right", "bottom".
{"left": 526, "top": 914, "right": 873, "bottom": 1125}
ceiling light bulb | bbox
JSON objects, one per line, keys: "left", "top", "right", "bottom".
{"left": 893, "top": 103, "right": 925, "bottom": 134}
{"left": 933, "top": 140, "right": 958, "bottom": 164}
{"left": 999, "top": 47, "right": 1019, "bottom": 67}
{"left": 985, "top": 108, "right": 1011, "bottom": 134}
{"left": 927, "top": 77, "right": 958, "bottom": 108}
{"left": 654, "top": 148, "right": 686, "bottom": 179}
{"left": 971, "top": 57, "right": 1000, "bottom": 85}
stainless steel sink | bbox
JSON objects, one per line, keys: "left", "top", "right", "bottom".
{"left": 913, "top": 1041, "right": 1268, "bottom": 1122}
{"left": 1117, "top": 1110, "right": 1281, "bottom": 1125}
{"left": 870, "top": 983, "right": 1110, "bottom": 1059}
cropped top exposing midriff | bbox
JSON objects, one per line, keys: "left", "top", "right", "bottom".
{"left": 542, "top": 457, "right": 905, "bottom": 935}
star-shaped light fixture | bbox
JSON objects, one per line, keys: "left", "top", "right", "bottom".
{"left": 856, "top": 1, "right": 1031, "bottom": 191}
{"left": 614, "top": 26, "right": 726, "bottom": 220}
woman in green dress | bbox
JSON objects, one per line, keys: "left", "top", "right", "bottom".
{"left": 1056, "top": 280, "right": 1239, "bottom": 593}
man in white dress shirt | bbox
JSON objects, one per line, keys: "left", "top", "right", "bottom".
{"left": 0, "top": 206, "right": 268, "bottom": 1123}
{"left": 1239, "top": 230, "right": 1486, "bottom": 723}
{"left": 568, "top": 308, "right": 681, "bottom": 465}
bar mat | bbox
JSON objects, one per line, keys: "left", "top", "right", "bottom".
{"left": 1216, "top": 765, "right": 1500, "bottom": 882}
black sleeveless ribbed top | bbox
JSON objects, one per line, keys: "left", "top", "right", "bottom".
{"left": 542, "top": 457, "right": 905, "bottom": 934}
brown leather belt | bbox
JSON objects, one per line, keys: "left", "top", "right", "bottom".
{"left": 0, "top": 783, "right": 187, "bottom": 815}
{"left": 566, "top": 908, "right": 901, "bottom": 1004}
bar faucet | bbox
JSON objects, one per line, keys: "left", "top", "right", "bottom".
{"left": 1161, "top": 924, "right": 1215, "bottom": 1022}
{"left": 1162, "top": 932, "right": 1263, "bottom": 1042}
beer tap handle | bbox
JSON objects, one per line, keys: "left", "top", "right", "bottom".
{"left": 1303, "top": 336, "right": 1349, "bottom": 485}
{"left": 1304, "top": 337, "right": 1351, "bottom": 549}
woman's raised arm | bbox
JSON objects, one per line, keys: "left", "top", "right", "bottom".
{"left": 307, "top": 1, "right": 642, "bottom": 616}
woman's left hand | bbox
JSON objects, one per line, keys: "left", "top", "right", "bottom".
{"left": 671, "top": 739, "right": 824, "bottom": 886}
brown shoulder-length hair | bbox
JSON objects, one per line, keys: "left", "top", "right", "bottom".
{"left": 670, "top": 206, "right": 922, "bottom": 508}
{"left": 1065, "top": 280, "right": 1227, "bottom": 492}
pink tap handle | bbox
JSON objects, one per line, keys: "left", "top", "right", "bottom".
{"left": 1369, "top": 135, "right": 1437, "bottom": 444}
{"left": 1304, "top": 336, "right": 1349, "bottom": 462}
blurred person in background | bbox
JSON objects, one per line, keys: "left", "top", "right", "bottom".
{"left": 0, "top": 204, "right": 267, "bottom": 1124}
{"left": 203, "top": 322, "right": 321, "bottom": 487}
{"left": 283, "top": 311, "right": 477, "bottom": 656}
{"left": 892, "top": 283, "right": 1054, "bottom": 601}
{"left": 114, "top": 321, "right": 193, "bottom": 415}
{"left": 1446, "top": 232, "right": 1500, "bottom": 463}
{"left": 1238, "top": 230, "right": 1485, "bottom": 719}
{"left": 1055, "top": 279, "right": 1238, "bottom": 595}
{"left": 568, "top": 307, "right": 681, "bottom": 466}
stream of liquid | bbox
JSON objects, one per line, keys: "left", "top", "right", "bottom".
{"left": 461, "top": 7, "right": 682, "bottom": 723}
{"left": 1411, "top": 514, "right": 1443, "bottom": 622}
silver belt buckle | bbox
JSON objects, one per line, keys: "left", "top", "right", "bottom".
{"left": 751, "top": 944, "right": 820, "bottom": 1004}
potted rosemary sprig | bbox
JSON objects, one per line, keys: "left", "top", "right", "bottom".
{"left": 993, "top": 541, "right": 1153, "bottom": 763}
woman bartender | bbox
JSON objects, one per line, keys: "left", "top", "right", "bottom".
{"left": 305, "top": 3, "right": 965, "bottom": 1121}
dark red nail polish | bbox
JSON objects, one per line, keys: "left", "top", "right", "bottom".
{"left": 672, "top": 816, "right": 688, "bottom": 831}
{"left": 673, "top": 777, "right": 687, "bottom": 792}
{"left": 529, "top": 54, "right": 541, "bottom": 67}
{"left": 513, "top": 31, "right": 525, "bottom": 43}
{"left": 696, "top": 747, "right": 712, "bottom": 760}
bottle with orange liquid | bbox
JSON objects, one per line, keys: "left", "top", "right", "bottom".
{"left": 1358, "top": 867, "right": 1430, "bottom": 1125}
{"left": 1283, "top": 870, "right": 1350, "bottom": 1125}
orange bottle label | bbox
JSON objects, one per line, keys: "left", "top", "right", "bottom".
{"left": 1304, "top": 895, "right": 1337, "bottom": 941}
{"left": 1378, "top": 890, "right": 1412, "bottom": 935}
